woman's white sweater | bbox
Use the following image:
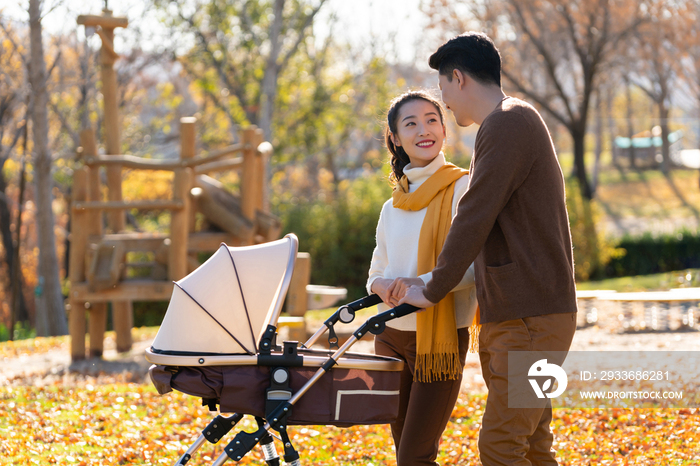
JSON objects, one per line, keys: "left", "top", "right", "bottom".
{"left": 367, "top": 153, "right": 478, "bottom": 331}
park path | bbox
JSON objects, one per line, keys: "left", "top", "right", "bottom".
{"left": 460, "top": 325, "right": 700, "bottom": 393}
{"left": 3, "top": 324, "right": 700, "bottom": 392}
{"left": 0, "top": 338, "right": 153, "bottom": 385}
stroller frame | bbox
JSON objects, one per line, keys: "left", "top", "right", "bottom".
{"left": 145, "top": 234, "right": 418, "bottom": 465}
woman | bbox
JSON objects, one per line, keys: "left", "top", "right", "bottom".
{"left": 367, "top": 90, "right": 478, "bottom": 466}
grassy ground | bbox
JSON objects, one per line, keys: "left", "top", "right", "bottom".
{"left": 576, "top": 269, "right": 700, "bottom": 292}
{"left": 595, "top": 169, "right": 700, "bottom": 231}
{"left": 3, "top": 153, "right": 700, "bottom": 463}
{"left": 2, "top": 381, "right": 700, "bottom": 465}
{"left": 3, "top": 299, "right": 700, "bottom": 464}
{"left": 557, "top": 148, "right": 700, "bottom": 237}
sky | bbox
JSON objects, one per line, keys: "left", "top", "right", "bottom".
{"left": 3, "top": 0, "right": 431, "bottom": 65}
{"left": 319, "top": 0, "right": 429, "bottom": 64}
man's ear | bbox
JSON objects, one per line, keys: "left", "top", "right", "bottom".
{"left": 453, "top": 69, "right": 466, "bottom": 89}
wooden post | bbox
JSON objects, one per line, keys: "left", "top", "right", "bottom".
{"left": 180, "top": 117, "right": 198, "bottom": 234}
{"left": 286, "top": 252, "right": 310, "bottom": 316}
{"left": 69, "top": 168, "right": 89, "bottom": 360}
{"left": 169, "top": 117, "right": 194, "bottom": 281}
{"left": 256, "top": 136, "right": 272, "bottom": 214}
{"left": 113, "top": 301, "right": 133, "bottom": 353}
{"left": 97, "top": 11, "right": 126, "bottom": 233}
{"left": 169, "top": 169, "right": 192, "bottom": 281}
{"left": 180, "top": 117, "right": 196, "bottom": 159}
{"left": 80, "top": 129, "right": 108, "bottom": 357}
{"left": 78, "top": 10, "right": 130, "bottom": 353}
{"left": 241, "top": 126, "right": 259, "bottom": 223}
{"left": 80, "top": 129, "right": 103, "bottom": 236}
{"left": 87, "top": 303, "right": 107, "bottom": 357}
{"left": 252, "top": 128, "right": 265, "bottom": 213}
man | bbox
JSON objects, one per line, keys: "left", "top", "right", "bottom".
{"left": 397, "top": 32, "right": 578, "bottom": 465}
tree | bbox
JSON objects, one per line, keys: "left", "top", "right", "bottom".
{"left": 623, "top": 75, "right": 638, "bottom": 168}
{"left": 629, "top": 0, "right": 684, "bottom": 174}
{"left": 424, "top": 0, "right": 648, "bottom": 199}
{"left": 28, "top": 0, "right": 68, "bottom": 336}
{"left": 160, "top": 0, "right": 325, "bottom": 140}
{"left": 157, "top": 0, "right": 326, "bottom": 207}
{"left": 273, "top": 41, "right": 396, "bottom": 193}
{"left": 678, "top": 1, "right": 700, "bottom": 188}
{"left": 159, "top": 0, "right": 401, "bottom": 197}
{"left": 684, "top": 3, "right": 700, "bottom": 110}
{"left": 0, "top": 21, "right": 31, "bottom": 330}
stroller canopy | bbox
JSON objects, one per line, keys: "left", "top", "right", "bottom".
{"left": 151, "top": 234, "right": 298, "bottom": 356}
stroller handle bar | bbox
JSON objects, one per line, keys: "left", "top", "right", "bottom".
{"left": 353, "top": 302, "right": 420, "bottom": 339}
{"left": 342, "top": 294, "right": 384, "bottom": 313}
{"left": 302, "top": 294, "right": 383, "bottom": 348}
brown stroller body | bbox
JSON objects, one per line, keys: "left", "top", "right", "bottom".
{"left": 145, "top": 234, "right": 418, "bottom": 465}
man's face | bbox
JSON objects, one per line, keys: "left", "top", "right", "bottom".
{"left": 438, "top": 72, "right": 474, "bottom": 128}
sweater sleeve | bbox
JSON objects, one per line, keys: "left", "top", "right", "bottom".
{"left": 420, "top": 262, "right": 474, "bottom": 293}
{"left": 419, "top": 173, "right": 474, "bottom": 291}
{"left": 367, "top": 201, "right": 390, "bottom": 295}
{"left": 423, "top": 110, "right": 537, "bottom": 303}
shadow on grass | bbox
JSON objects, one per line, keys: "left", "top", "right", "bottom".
{"left": 664, "top": 171, "right": 700, "bottom": 220}
{"left": 595, "top": 197, "right": 626, "bottom": 234}
{"left": 69, "top": 356, "right": 151, "bottom": 380}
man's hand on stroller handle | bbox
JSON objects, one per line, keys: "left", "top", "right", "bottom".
{"left": 388, "top": 277, "right": 425, "bottom": 305}
{"left": 398, "top": 284, "right": 436, "bottom": 310}
{"left": 372, "top": 276, "right": 426, "bottom": 307}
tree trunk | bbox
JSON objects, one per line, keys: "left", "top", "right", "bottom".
{"left": 658, "top": 103, "right": 671, "bottom": 174}
{"left": 625, "top": 77, "right": 636, "bottom": 168}
{"left": 258, "top": 0, "right": 284, "bottom": 143}
{"left": 606, "top": 85, "right": 617, "bottom": 167}
{"left": 258, "top": 0, "right": 285, "bottom": 211}
{"left": 592, "top": 93, "right": 603, "bottom": 193}
{"left": 0, "top": 169, "right": 30, "bottom": 326}
{"left": 28, "top": 0, "right": 68, "bottom": 336}
{"left": 571, "top": 128, "right": 593, "bottom": 200}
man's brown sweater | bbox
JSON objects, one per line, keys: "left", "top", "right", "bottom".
{"left": 423, "top": 97, "right": 578, "bottom": 323}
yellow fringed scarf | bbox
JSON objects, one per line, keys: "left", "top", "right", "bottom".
{"left": 470, "top": 305, "right": 480, "bottom": 354}
{"left": 392, "top": 163, "right": 468, "bottom": 382}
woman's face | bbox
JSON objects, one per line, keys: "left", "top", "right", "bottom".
{"left": 392, "top": 99, "right": 445, "bottom": 168}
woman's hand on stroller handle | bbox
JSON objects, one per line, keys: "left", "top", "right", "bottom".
{"left": 371, "top": 278, "right": 399, "bottom": 306}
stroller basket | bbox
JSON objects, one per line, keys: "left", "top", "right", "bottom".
{"left": 150, "top": 349, "right": 402, "bottom": 427}
{"left": 145, "top": 234, "right": 417, "bottom": 465}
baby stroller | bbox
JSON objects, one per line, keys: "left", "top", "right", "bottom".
{"left": 145, "top": 234, "right": 419, "bottom": 465}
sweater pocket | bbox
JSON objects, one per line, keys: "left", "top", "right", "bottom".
{"left": 485, "top": 262, "right": 518, "bottom": 275}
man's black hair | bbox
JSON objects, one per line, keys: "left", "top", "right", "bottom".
{"left": 429, "top": 32, "right": 502, "bottom": 87}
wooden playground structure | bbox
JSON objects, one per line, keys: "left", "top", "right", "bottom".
{"left": 68, "top": 9, "right": 316, "bottom": 361}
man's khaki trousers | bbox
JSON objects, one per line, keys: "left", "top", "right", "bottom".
{"left": 478, "top": 313, "right": 577, "bottom": 465}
